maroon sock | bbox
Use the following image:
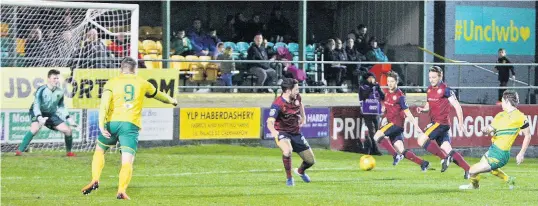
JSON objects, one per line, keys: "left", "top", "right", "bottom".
{"left": 379, "top": 138, "right": 397, "bottom": 156}
{"left": 282, "top": 155, "right": 292, "bottom": 178}
{"left": 424, "top": 141, "right": 447, "bottom": 159}
{"left": 451, "top": 151, "right": 470, "bottom": 171}
{"left": 298, "top": 161, "right": 313, "bottom": 174}
{"left": 403, "top": 150, "right": 424, "bottom": 166}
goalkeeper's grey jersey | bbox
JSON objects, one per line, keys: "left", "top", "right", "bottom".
{"left": 29, "top": 85, "right": 69, "bottom": 119}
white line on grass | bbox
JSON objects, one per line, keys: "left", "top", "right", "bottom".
{"left": 2, "top": 167, "right": 356, "bottom": 180}
{"left": 4, "top": 167, "right": 536, "bottom": 180}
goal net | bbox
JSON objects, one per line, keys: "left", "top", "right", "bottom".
{"left": 1, "top": 0, "right": 139, "bottom": 153}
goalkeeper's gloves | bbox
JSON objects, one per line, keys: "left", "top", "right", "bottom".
{"left": 67, "top": 117, "right": 78, "bottom": 128}
{"left": 37, "top": 116, "right": 48, "bottom": 126}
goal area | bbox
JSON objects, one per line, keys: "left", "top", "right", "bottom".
{"left": 1, "top": 0, "right": 139, "bottom": 153}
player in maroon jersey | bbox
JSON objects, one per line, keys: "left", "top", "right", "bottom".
{"left": 266, "top": 78, "right": 315, "bottom": 186}
{"left": 416, "top": 66, "right": 471, "bottom": 179}
{"left": 373, "top": 71, "right": 430, "bottom": 171}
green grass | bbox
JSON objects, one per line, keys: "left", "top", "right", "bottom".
{"left": 2, "top": 145, "right": 537, "bottom": 205}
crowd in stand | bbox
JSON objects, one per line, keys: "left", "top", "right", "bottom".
{"left": 322, "top": 24, "right": 389, "bottom": 92}
{"left": 1, "top": 6, "right": 392, "bottom": 93}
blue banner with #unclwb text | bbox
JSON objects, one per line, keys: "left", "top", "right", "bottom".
{"left": 454, "top": 6, "right": 535, "bottom": 55}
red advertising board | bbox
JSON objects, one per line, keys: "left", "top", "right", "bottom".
{"left": 330, "top": 107, "right": 364, "bottom": 153}
{"left": 330, "top": 105, "right": 538, "bottom": 151}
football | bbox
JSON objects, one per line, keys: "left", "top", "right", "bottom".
{"left": 360, "top": 155, "right": 376, "bottom": 171}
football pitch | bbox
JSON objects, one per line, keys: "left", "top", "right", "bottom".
{"left": 2, "top": 145, "right": 537, "bottom": 205}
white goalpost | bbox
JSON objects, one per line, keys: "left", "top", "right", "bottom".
{"left": 1, "top": 0, "right": 139, "bottom": 68}
{"left": 1, "top": 0, "right": 139, "bottom": 153}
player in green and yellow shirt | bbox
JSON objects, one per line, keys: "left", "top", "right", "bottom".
{"left": 81, "top": 57, "right": 177, "bottom": 200}
{"left": 459, "top": 90, "right": 532, "bottom": 190}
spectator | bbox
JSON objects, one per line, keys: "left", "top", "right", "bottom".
{"left": 345, "top": 32, "right": 356, "bottom": 49}
{"left": 246, "top": 14, "right": 264, "bottom": 41}
{"left": 495, "top": 48, "right": 515, "bottom": 103}
{"left": 366, "top": 37, "right": 388, "bottom": 62}
{"left": 345, "top": 38, "right": 368, "bottom": 91}
{"left": 355, "top": 24, "right": 369, "bottom": 54}
{"left": 107, "top": 32, "right": 129, "bottom": 57}
{"left": 75, "top": 29, "right": 113, "bottom": 69}
{"left": 187, "top": 18, "right": 209, "bottom": 56}
{"left": 219, "top": 15, "right": 236, "bottom": 42}
{"left": 213, "top": 42, "right": 225, "bottom": 59}
{"left": 271, "top": 46, "right": 293, "bottom": 78}
{"left": 267, "top": 7, "right": 291, "bottom": 42}
{"left": 247, "top": 33, "right": 277, "bottom": 93}
{"left": 234, "top": 13, "right": 248, "bottom": 42}
{"left": 281, "top": 60, "right": 307, "bottom": 83}
{"left": 203, "top": 28, "right": 221, "bottom": 57}
{"left": 25, "top": 27, "right": 45, "bottom": 66}
{"left": 105, "top": 33, "right": 143, "bottom": 68}
{"left": 345, "top": 38, "right": 366, "bottom": 63}
{"left": 171, "top": 29, "right": 192, "bottom": 56}
{"left": 334, "top": 38, "right": 347, "bottom": 62}
{"left": 217, "top": 46, "right": 236, "bottom": 92}
{"left": 323, "top": 39, "right": 347, "bottom": 93}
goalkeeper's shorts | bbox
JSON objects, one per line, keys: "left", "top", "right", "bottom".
{"left": 484, "top": 144, "right": 510, "bottom": 170}
{"left": 96, "top": 121, "right": 140, "bottom": 155}
{"left": 29, "top": 111, "right": 64, "bottom": 130}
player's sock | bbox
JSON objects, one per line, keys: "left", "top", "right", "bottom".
{"left": 378, "top": 138, "right": 397, "bottom": 156}
{"left": 423, "top": 140, "right": 447, "bottom": 159}
{"left": 282, "top": 155, "right": 292, "bottom": 179}
{"left": 91, "top": 151, "right": 105, "bottom": 182}
{"left": 297, "top": 161, "right": 313, "bottom": 174}
{"left": 64, "top": 135, "right": 73, "bottom": 152}
{"left": 491, "top": 169, "right": 509, "bottom": 182}
{"left": 17, "top": 131, "right": 35, "bottom": 152}
{"left": 470, "top": 174, "right": 480, "bottom": 188}
{"left": 402, "top": 149, "right": 424, "bottom": 165}
{"left": 118, "top": 162, "right": 133, "bottom": 193}
{"left": 449, "top": 151, "right": 470, "bottom": 171}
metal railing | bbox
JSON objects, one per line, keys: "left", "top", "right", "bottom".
{"left": 3, "top": 57, "right": 538, "bottom": 66}
{"left": 2, "top": 56, "right": 536, "bottom": 102}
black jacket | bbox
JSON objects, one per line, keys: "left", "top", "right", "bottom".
{"left": 334, "top": 48, "right": 347, "bottom": 61}
{"left": 345, "top": 47, "right": 366, "bottom": 62}
{"left": 247, "top": 44, "right": 270, "bottom": 70}
{"left": 495, "top": 56, "right": 515, "bottom": 82}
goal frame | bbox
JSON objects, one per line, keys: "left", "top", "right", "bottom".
{"left": 2, "top": 0, "right": 140, "bottom": 61}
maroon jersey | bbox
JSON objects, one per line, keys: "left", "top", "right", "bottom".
{"left": 269, "top": 94, "right": 302, "bottom": 134}
{"left": 383, "top": 88, "right": 409, "bottom": 128}
{"left": 426, "top": 82, "right": 454, "bottom": 125}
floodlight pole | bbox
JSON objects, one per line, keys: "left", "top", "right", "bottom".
{"left": 299, "top": 0, "right": 307, "bottom": 93}
{"left": 162, "top": 0, "right": 171, "bottom": 69}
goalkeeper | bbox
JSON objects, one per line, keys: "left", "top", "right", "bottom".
{"left": 81, "top": 57, "right": 177, "bottom": 200}
{"left": 15, "top": 69, "right": 78, "bottom": 157}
